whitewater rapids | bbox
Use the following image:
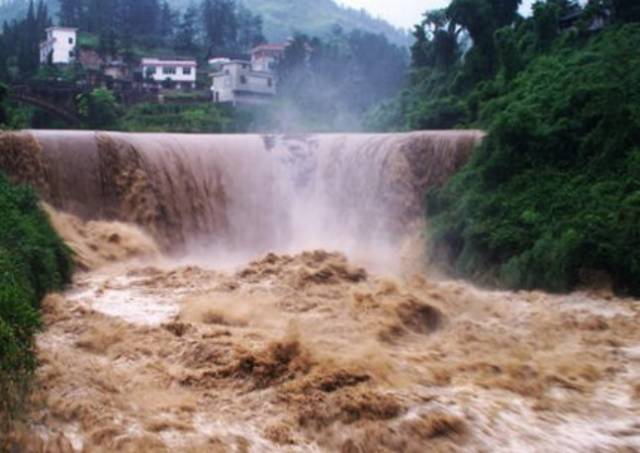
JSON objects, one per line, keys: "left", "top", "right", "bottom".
{"left": 1, "top": 131, "right": 639, "bottom": 452}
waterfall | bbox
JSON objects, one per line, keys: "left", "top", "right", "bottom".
{"left": 1, "top": 130, "right": 483, "bottom": 267}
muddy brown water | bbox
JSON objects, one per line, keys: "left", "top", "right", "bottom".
{"left": 2, "top": 130, "right": 640, "bottom": 452}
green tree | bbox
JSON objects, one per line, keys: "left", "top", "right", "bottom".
{"left": 495, "top": 26, "right": 523, "bottom": 80}
{"left": 447, "top": 0, "right": 521, "bottom": 77}
{"left": 612, "top": 0, "right": 640, "bottom": 22}
{"left": 412, "top": 9, "right": 463, "bottom": 70}
{"left": 58, "top": 0, "right": 82, "bottom": 27}
{"left": 77, "top": 88, "right": 121, "bottom": 129}
{"left": 174, "top": 5, "right": 199, "bottom": 54}
{"left": 158, "top": 0, "right": 177, "bottom": 46}
{"left": 202, "top": 0, "right": 238, "bottom": 56}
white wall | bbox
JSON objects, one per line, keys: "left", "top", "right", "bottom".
{"left": 142, "top": 59, "right": 197, "bottom": 86}
{"left": 211, "top": 61, "right": 276, "bottom": 105}
{"left": 251, "top": 56, "right": 277, "bottom": 73}
{"left": 40, "top": 28, "right": 76, "bottom": 64}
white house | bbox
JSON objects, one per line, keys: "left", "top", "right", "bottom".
{"left": 250, "top": 43, "right": 285, "bottom": 73}
{"left": 210, "top": 60, "right": 276, "bottom": 106}
{"left": 141, "top": 58, "right": 197, "bottom": 89}
{"left": 39, "top": 27, "right": 77, "bottom": 65}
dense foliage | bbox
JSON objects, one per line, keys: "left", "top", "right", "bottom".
{"left": 120, "top": 102, "right": 247, "bottom": 133}
{"left": 77, "top": 88, "right": 121, "bottom": 129}
{"left": 376, "top": 0, "right": 640, "bottom": 294}
{"left": 0, "top": 173, "right": 73, "bottom": 438}
{"left": 430, "top": 25, "right": 640, "bottom": 294}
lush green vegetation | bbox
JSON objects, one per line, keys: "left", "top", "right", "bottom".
{"left": 373, "top": 0, "right": 640, "bottom": 294}
{"left": 0, "top": 173, "right": 73, "bottom": 438}
{"left": 431, "top": 25, "right": 640, "bottom": 294}
{"left": 120, "top": 102, "right": 248, "bottom": 133}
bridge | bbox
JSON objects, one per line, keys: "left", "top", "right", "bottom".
{"left": 9, "top": 85, "right": 84, "bottom": 126}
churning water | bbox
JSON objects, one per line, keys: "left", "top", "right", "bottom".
{"left": 1, "top": 130, "right": 639, "bottom": 452}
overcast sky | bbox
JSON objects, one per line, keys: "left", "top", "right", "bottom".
{"left": 338, "top": 0, "right": 536, "bottom": 28}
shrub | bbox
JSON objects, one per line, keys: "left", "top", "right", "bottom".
{"left": 428, "top": 25, "right": 640, "bottom": 295}
{"left": 0, "top": 172, "right": 73, "bottom": 439}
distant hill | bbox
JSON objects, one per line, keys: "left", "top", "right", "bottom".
{"left": 0, "top": 0, "right": 410, "bottom": 47}
{"left": 234, "top": 0, "right": 410, "bottom": 46}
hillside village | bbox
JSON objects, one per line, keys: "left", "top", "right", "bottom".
{"left": 0, "top": 0, "right": 408, "bottom": 131}
{"left": 41, "top": 26, "right": 285, "bottom": 106}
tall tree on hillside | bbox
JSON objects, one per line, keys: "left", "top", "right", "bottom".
{"left": 158, "top": 0, "right": 177, "bottom": 46}
{"left": 35, "top": 0, "right": 50, "bottom": 32}
{"left": 412, "top": 9, "right": 463, "bottom": 69}
{"left": 236, "top": 4, "right": 264, "bottom": 51}
{"left": 174, "top": 5, "right": 198, "bottom": 54}
{"left": 612, "top": 0, "right": 640, "bottom": 22}
{"left": 94, "top": 0, "right": 120, "bottom": 57}
{"left": 130, "top": 0, "right": 161, "bottom": 37}
{"left": 0, "top": 31, "right": 8, "bottom": 80}
{"left": 532, "top": 0, "right": 562, "bottom": 50}
{"left": 447, "top": 0, "right": 521, "bottom": 77}
{"left": 18, "top": 1, "right": 39, "bottom": 76}
{"left": 59, "top": 0, "right": 82, "bottom": 27}
{"left": 202, "top": 0, "right": 237, "bottom": 55}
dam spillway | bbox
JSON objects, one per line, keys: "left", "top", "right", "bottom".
{"left": 1, "top": 130, "right": 483, "bottom": 267}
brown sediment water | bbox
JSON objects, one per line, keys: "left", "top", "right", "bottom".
{"left": 2, "top": 130, "right": 640, "bottom": 452}
{"left": 6, "top": 130, "right": 481, "bottom": 270}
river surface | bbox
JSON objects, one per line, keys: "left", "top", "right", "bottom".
{"left": 1, "top": 130, "right": 638, "bottom": 451}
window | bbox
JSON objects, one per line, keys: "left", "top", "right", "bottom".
{"left": 68, "top": 37, "right": 74, "bottom": 44}
{"left": 267, "top": 78, "right": 272, "bottom": 87}
{"left": 69, "top": 50, "right": 75, "bottom": 58}
{"left": 146, "top": 66, "right": 157, "bottom": 75}
{"left": 183, "top": 66, "right": 192, "bottom": 75}
{"left": 162, "top": 66, "right": 176, "bottom": 75}
{"left": 240, "top": 75, "right": 247, "bottom": 84}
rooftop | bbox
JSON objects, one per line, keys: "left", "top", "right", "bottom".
{"left": 141, "top": 57, "right": 197, "bottom": 66}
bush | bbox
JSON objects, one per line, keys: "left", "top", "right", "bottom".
{"left": 428, "top": 25, "right": 640, "bottom": 295}
{"left": 121, "top": 103, "right": 237, "bottom": 133}
{"left": 77, "top": 88, "right": 122, "bottom": 130}
{"left": 0, "top": 173, "right": 73, "bottom": 438}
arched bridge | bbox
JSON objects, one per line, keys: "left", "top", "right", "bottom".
{"left": 9, "top": 85, "right": 83, "bottom": 126}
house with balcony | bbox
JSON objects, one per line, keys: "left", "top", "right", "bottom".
{"left": 39, "top": 27, "right": 77, "bottom": 65}
{"left": 141, "top": 57, "right": 197, "bottom": 90}
{"left": 210, "top": 60, "right": 276, "bottom": 106}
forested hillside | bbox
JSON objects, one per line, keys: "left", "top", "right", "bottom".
{"left": 367, "top": 0, "right": 640, "bottom": 295}
{"left": 0, "top": 0, "right": 409, "bottom": 46}
{"left": 241, "top": 0, "right": 408, "bottom": 46}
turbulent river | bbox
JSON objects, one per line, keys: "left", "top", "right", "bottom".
{"left": 1, "top": 130, "right": 639, "bottom": 452}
